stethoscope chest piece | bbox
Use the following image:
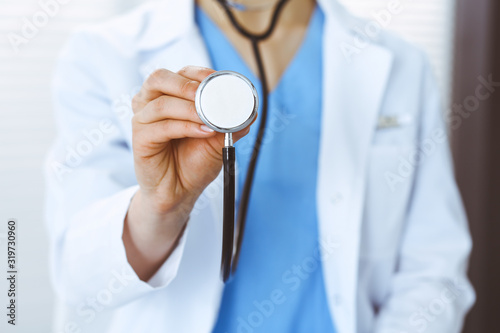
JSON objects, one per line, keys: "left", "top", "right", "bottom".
{"left": 195, "top": 70, "right": 258, "bottom": 282}
{"left": 195, "top": 70, "right": 258, "bottom": 134}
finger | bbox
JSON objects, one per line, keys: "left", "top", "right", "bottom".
{"left": 233, "top": 112, "right": 258, "bottom": 142}
{"left": 140, "top": 119, "right": 216, "bottom": 143}
{"left": 133, "top": 69, "right": 200, "bottom": 111}
{"left": 233, "top": 126, "right": 252, "bottom": 143}
{"left": 136, "top": 95, "right": 202, "bottom": 125}
{"left": 177, "top": 66, "right": 216, "bottom": 83}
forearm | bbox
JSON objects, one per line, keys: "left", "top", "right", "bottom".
{"left": 123, "top": 189, "right": 194, "bottom": 281}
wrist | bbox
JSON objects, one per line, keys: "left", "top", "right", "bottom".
{"left": 123, "top": 189, "right": 191, "bottom": 281}
{"left": 124, "top": 189, "right": 192, "bottom": 266}
{"left": 137, "top": 189, "right": 196, "bottom": 222}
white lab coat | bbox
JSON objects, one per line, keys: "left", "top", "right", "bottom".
{"left": 44, "top": 0, "right": 475, "bottom": 332}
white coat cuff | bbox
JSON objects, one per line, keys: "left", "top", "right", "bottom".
{"left": 113, "top": 185, "right": 189, "bottom": 289}
{"left": 146, "top": 226, "right": 188, "bottom": 288}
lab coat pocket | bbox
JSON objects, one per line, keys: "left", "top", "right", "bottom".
{"left": 360, "top": 143, "right": 416, "bottom": 259}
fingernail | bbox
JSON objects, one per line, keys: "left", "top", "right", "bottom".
{"left": 200, "top": 125, "right": 214, "bottom": 133}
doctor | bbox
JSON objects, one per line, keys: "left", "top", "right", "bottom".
{"left": 45, "top": 0, "right": 475, "bottom": 332}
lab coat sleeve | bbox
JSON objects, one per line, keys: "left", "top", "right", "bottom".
{"left": 44, "top": 30, "right": 188, "bottom": 308}
{"left": 373, "top": 58, "right": 475, "bottom": 333}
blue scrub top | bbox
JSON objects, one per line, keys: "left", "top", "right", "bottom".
{"left": 196, "top": 5, "right": 336, "bottom": 333}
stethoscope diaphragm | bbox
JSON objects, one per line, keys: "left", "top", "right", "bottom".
{"left": 195, "top": 70, "right": 258, "bottom": 133}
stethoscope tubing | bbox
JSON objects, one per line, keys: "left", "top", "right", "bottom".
{"left": 221, "top": 145, "right": 236, "bottom": 282}
{"left": 217, "top": 0, "right": 291, "bottom": 282}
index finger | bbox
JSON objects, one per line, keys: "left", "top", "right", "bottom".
{"left": 177, "top": 66, "right": 216, "bottom": 82}
{"left": 134, "top": 69, "right": 199, "bottom": 109}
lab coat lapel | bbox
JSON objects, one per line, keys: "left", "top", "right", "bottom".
{"left": 138, "top": 21, "right": 212, "bottom": 79}
{"left": 135, "top": 0, "right": 194, "bottom": 50}
{"left": 316, "top": 1, "right": 393, "bottom": 332}
{"left": 139, "top": 27, "right": 212, "bottom": 78}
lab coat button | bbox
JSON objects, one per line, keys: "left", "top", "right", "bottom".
{"left": 332, "top": 294, "right": 342, "bottom": 306}
{"left": 330, "top": 193, "right": 343, "bottom": 204}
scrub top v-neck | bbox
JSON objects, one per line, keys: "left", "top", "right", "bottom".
{"left": 195, "top": 4, "right": 337, "bottom": 333}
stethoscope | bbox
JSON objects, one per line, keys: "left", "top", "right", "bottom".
{"left": 194, "top": 0, "right": 290, "bottom": 282}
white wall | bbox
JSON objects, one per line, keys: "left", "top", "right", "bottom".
{"left": 0, "top": 0, "right": 456, "bottom": 332}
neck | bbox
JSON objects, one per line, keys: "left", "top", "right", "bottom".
{"left": 196, "top": 0, "right": 315, "bottom": 34}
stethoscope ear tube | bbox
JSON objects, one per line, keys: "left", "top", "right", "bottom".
{"left": 221, "top": 145, "right": 236, "bottom": 282}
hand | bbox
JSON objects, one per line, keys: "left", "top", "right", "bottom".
{"left": 123, "top": 66, "right": 251, "bottom": 281}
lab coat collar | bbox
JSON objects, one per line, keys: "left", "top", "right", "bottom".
{"left": 133, "top": 0, "right": 195, "bottom": 50}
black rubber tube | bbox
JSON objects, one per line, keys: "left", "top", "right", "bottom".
{"left": 221, "top": 146, "right": 236, "bottom": 282}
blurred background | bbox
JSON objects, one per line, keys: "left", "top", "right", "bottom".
{"left": 0, "top": 0, "right": 498, "bottom": 332}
